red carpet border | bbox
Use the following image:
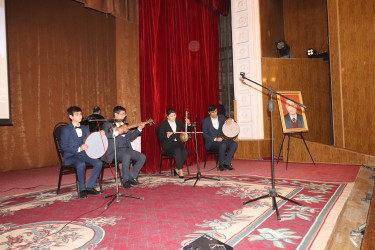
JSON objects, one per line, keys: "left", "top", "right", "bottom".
{"left": 0, "top": 171, "right": 355, "bottom": 250}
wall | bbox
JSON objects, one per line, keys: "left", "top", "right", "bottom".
{"left": 0, "top": 0, "right": 117, "bottom": 172}
{"left": 327, "top": 0, "right": 375, "bottom": 156}
{"left": 259, "top": 0, "right": 284, "bottom": 58}
{"left": 284, "top": 0, "right": 328, "bottom": 58}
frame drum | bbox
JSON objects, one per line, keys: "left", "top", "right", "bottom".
{"left": 84, "top": 132, "right": 108, "bottom": 159}
{"left": 222, "top": 121, "right": 240, "bottom": 140}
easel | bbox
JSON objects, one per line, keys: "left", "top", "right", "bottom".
{"left": 276, "top": 132, "right": 316, "bottom": 170}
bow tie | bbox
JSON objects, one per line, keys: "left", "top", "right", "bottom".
{"left": 74, "top": 126, "right": 81, "bottom": 129}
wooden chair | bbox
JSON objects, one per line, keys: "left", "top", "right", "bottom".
{"left": 53, "top": 122, "right": 80, "bottom": 197}
{"left": 204, "top": 149, "right": 219, "bottom": 169}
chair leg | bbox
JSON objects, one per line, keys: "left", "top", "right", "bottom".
{"left": 118, "top": 162, "right": 123, "bottom": 183}
{"left": 98, "top": 167, "right": 104, "bottom": 193}
{"left": 170, "top": 158, "right": 174, "bottom": 176}
{"left": 215, "top": 153, "right": 219, "bottom": 170}
{"left": 159, "top": 156, "right": 163, "bottom": 174}
{"left": 185, "top": 160, "right": 190, "bottom": 175}
{"left": 74, "top": 170, "right": 80, "bottom": 198}
{"left": 57, "top": 168, "right": 63, "bottom": 194}
{"left": 204, "top": 152, "right": 209, "bottom": 169}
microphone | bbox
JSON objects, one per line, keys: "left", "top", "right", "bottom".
{"left": 240, "top": 72, "right": 245, "bottom": 78}
{"left": 83, "top": 116, "right": 94, "bottom": 121}
{"left": 193, "top": 115, "right": 197, "bottom": 127}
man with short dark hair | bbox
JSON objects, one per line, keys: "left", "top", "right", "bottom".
{"left": 60, "top": 106, "right": 104, "bottom": 199}
{"left": 202, "top": 104, "right": 237, "bottom": 171}
{"left": 87, "top": 106, "right": 105, "bottom": 132}
{"left": 101, "top": 106, "right": 146, "bottom": 189}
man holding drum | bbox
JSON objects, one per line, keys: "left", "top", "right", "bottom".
{"left": 60, "top": 106, "right": 104, "bottom": 199}
{"left": 202, "top": 104, "right": 238, "bottom": 171}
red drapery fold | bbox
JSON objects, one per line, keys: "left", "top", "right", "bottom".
{"left": 139, "top": 0, "right": 222, "bottom": 173}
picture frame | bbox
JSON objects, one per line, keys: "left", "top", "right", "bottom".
{"left": 277, "top": 91, "right": 308, "bottom": 133}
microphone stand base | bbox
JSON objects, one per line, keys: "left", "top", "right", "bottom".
{"left": 184, "top": 172, "right": 220, "bottom": 187}
{"left": 104, "top": 192, "right": 144, "bottom": 210}
{"left": 242, "top": 188, "right": 301, "bottom": 220}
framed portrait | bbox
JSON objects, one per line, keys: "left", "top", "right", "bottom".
{"left": 277, "top": 91, "right": 308, "bottom": 133}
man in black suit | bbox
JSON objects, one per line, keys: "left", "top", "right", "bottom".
{"left": 87, "top": 106, "right": 105, "bottom": 132}
{"left": 284, "top": 100, "right": 305, "bottom": 129}
{"left": 101, "top": 106, "right": 146, "bottom": 189}
{"left": 202, "top": 104, "right": 237, "bottom": 171}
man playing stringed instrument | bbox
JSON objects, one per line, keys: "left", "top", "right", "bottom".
{"left": 202, "top": 104, "right": 237, "bottom": 171}
{"left": 101, "top": 106, "right": 146, "bottom": 189}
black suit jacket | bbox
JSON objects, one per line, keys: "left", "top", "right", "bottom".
{"left": 201, "top": 114, "right": 227, "bottom": 149}
{"left": 87, "top": 113, "right": 105, "bottom": 132}
{"left": 158, "top": 119, "right": 191, "bottom": 150}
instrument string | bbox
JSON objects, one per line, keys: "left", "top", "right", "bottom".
{"left": 95, "top": 119, "right": 117, "bottom": 180}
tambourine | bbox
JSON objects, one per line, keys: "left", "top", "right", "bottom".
{"left": 84, "top": 132, "right": 108, "bottom": 159}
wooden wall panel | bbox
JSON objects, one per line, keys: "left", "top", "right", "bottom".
{"left": 259, "top": 0, "right": 284, "bottom": 58}
{"left": 326, "top": 0, "right": 344, "bottom": 148}
{"left": 286, "top": 137, "right": 375, "bottom": 165}
{"left": 0, "top": 0, "right": 116, "bottom": 172}
{"left": 336, "top": 0, "right": 375, "bottom": 155}
{"left": 235, "top": 139, "right": 272, "bottom": 160}
{"left": 261, "top": 58, "right": 331, "bottom": 149}
{"left": 283, "top": 0, "right": 328, "bottom": 58}
{"left": 116, "top": 18, "right": 140, "bottom": 124}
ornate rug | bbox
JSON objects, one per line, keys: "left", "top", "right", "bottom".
{"left": 0, "top": 173, "right": 354, "bottom": 249}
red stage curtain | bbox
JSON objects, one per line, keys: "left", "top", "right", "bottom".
{"left": 139, "top": 0, "right": 224, "bottom": 173}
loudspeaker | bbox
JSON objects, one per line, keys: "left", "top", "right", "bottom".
{"left": 183, "top": 234, "right": 233, "bottom": 250}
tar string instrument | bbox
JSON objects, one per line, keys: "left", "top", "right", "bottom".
{"left": 109, "top": 118, "right": 155, "bottom": 133}
{"left": 179, "top": 109, "right": 190, "bottom": 143}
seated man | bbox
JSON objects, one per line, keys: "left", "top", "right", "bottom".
{"left": 60, "top": 106, "right": 104, "bottom": 199}
{"left": 101, "top": 106, "right": 146, "bottom": 189}
{"left": 202, "top": 104, "right": 237, "bottom": 171}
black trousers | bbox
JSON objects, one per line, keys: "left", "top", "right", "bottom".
{"left": 163, "top": 142, "right": 189, "bottom": 170}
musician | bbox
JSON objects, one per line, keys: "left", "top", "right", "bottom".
{"left": 202, "top": 104, "right": 237, "bottom": 171}
{"left": 158, "top": 108, "right": 191, "bottom": 178}
{"left": 60, "top": 106, "right": 104, "bottom": 199}
{"left": 101, "top": 106, "right": 146, "bottom": 189}
{"left": 87, "top": 106, "right": 105, "bottom": 132}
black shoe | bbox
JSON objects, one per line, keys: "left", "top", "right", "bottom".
{"left": 86, "top": 188, "right": 100, "bottom": 195}
{"left": 219, "top": 165, "right": 226, "bottom": 171}
{"left": 129, "top": 179, "right": 141, "bottom": 186}
{"left": 174, "top": 169, "right": 184, "bottom": 178}
{"left": 79, "top": 191, "right": 88, "bottom": 199}
{"left": 122, "top": 180, "right": 132, "bottom": 189}
{"left": 224, "top": 164, "right": 234, "bottom": 171}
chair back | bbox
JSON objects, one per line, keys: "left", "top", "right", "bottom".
{"left": 53, "top": 122, "right": 68, "bottom": 165}
{"left": 155, "top": 123, "right": 164, "bottom": 153}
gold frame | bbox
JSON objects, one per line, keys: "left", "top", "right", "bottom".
{"left": 277, "top": 91, "right": 308, "bottom": 133}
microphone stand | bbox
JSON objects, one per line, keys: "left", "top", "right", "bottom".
{"left": 184, "top": 117, "right": 220, "bottom": 187}
{"left": 240, "top": 72, "right": 302, "bottom": 220}
{"left": 104, "top": 129, "right": 143, "bottom": 210}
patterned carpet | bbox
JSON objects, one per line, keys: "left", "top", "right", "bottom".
{"left": 0, "top": 163, "right": 358, "bottom": 249}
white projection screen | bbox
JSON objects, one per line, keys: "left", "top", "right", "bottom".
{"left": 0, "top": 0, "right": 11, "bottom": 125}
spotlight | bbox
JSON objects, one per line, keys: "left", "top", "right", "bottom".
{"left": 275, "top": 40, "right": 293, "bottom": 58}
{"left": 306, "top": 48, "right": 329, "bottom": 61}
{"left": 306, "top": 48, "right": 317, "bottom": 57}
